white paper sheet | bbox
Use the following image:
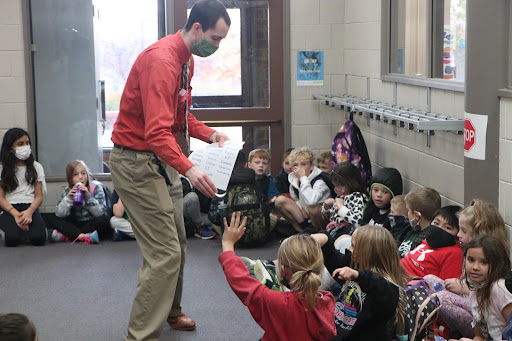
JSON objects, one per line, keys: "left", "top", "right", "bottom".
{"left": 188, "top": 141, "right": 244, "bottom": 191}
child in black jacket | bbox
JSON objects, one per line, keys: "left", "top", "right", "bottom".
{"left": 311, "top": 225, "right": 407, "bottom": 340}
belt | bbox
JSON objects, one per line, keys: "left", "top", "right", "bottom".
{"left": 114, "top": 144, "right": 172, "bottom": 186}
{"left": 113, "top": 144, "right": 152, "bottom": 153}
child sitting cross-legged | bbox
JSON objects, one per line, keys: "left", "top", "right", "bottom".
{"left": 219, "top": 212, "right": 337, "bottom": 341}
{"left": 275, "top": 147, "right": 332, "bottom": 233}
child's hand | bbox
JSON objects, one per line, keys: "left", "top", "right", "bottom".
{"left": 222, "top": 212, "right": 247, "bottom": 252}
{"left": 77, "top": 183, "right": 90, "bottom": 196}
{"left": 333, "top": 267, "right": 359, "bottom": 281}
{"left": 444, "top": 278, "right": 468, "bottom": 295}
{"left": 323, "top": 198, "right": 335, "bottom": 209}
{"left": 68, "top": 186, "right": 76, "bottom": 197}
{"left": 293, "top": 166, "right": 306, "bottom": 179}
{"left": 335, "top": 197, "right": 345, "bottom": 207}
{"left": 19, "top": 209, "right": 33, "bottom": 225}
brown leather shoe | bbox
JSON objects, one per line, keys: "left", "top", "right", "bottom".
{"left": 167, "top": 312, "right": 196, "bottom": 331}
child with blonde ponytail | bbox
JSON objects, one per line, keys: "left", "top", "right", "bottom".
{"left": 219, "top": 212, "right": 336, "bottom": 341}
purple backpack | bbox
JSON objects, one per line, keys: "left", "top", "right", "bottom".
{"left": 332, "top": 114, "right": 372, "bottom": 187}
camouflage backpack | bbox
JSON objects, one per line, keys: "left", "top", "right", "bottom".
{"left": 210, "top": 182, "right": 271, "bottom": 246}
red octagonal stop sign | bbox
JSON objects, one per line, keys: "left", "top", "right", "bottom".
{"left": 464, "top": 119, "right": 476, "bottom": 151}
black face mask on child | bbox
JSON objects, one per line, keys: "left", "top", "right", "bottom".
{"left": 426, "top": 226, "right": 457, "bottom": 249}
{"left": 388, "top": 214, "right": 411, "bottom": 233}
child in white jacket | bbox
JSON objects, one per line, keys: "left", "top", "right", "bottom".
{"left": 275, "top": 147, "right": 331, "bottom": 232}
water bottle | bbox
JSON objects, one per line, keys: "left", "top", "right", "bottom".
{"left": 73, "top": 182, "right": 84, "bottom": 206}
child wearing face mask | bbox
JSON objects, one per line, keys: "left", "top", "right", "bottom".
{"left": 401, "top": 205, "right": 463, "bottom": 281}
{"left": 361, "top": 167, "right": 403, "bottom": 230}
{"left": 321, "top": 161, "right": 369, "bottom": 240}
{"left": 0, "top": 128, "right": 47, "bottom": 247}
{"left": 43, "top": 160, "right": 111, "bottom": 244}
{"left": 397, "top": 187, "right": 441, "bottom": 258}
{"left": 387, "top": 195, "right": 410, "bottom": 246}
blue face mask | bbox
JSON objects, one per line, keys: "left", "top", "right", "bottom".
{"left": 191, "top": 38, "right": 218, "bottom": 57}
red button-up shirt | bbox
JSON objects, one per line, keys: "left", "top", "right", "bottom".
{"left": 112, "top": 30, "right": 215, "bottom": 174}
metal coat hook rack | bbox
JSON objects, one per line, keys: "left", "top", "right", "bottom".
{"left": 313, "top": 94, "right": 464, "bottom": 147}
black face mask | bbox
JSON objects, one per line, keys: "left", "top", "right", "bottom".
{"left": 426, "top": 225, "right": 457, "bottom": 249}
{"left": 388, "top": 214, "right": 411, "bottom": 233}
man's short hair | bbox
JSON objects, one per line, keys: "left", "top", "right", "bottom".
{"left": 289, "top": 147, "right": 315, "bottom": 164}
{"left": 317, "top": 151, "right": 332, "bottom": 165}
{"left": 390, "top": 194, "right": 408, "bottom": 216}
{"left": 248, "top": 149, "right": 270, "bottom": 162}
{"left": 184, "top": 0, "right": 231, "bottom": 32}
{"left": 404, "top": 187, "right": 441, "bottom": 221}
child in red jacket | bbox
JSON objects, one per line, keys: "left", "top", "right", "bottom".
{"left": 219, "top": 212, "right": 336, "bottom": 341}
{"left": 401, "top": 205, "right": 463, "bottom": 280}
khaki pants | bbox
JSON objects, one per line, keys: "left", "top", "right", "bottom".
{"left": 110, "top": 147, "right": 186, "bottom": 341}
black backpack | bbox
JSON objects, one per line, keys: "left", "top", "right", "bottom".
{"left": 209, "top": 169, "right": 271, "bottom": 246}
{"left": 332, "top": 113, "right": 372, "bottom": 188}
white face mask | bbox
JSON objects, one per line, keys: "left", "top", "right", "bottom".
{"left": 14, "top": 145, "right": 31, "bottom": 161}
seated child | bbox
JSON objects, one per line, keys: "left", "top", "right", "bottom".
{"left": 181, "top": 175, "right": 216, "bottom": 239}
{"left": 401, "top": 205, "right": 463, "bottom": 280}
{"left": 311, "top": 226, "right": 408, "bottom": 340}
{"left": 275, "top": 147, "right": 332, "bottom": 232}
{"left": 273, "top": 148, "right": 293, "bottom": 195}
{"left": 110, "top": 189, "right": 136, "bottom": 241}
{"left": 317, "top": 151, "right": 334, "bottom": 174}
{"left": 388, "top": 194, "right": 410, "bottom": 245}
{"left": 321, "top": 161, "right": 369, "bottom": 240}
{"left": 0, "top": 313, "right": 37, "bottom": 341}
{"left": 453, "top": 235, "right": 512, "bottom": 341}
{"left": 219, "top": 212, "right": 337, "bottom": 341}
{"left": 45, "top": 160, "right": 110, "bottom": 244}
{"left": 247, "top": 149, "right": 279, "bottom": 203}
{"left": 361, "top": 167, "right": 403, "bottom": 229}
{"left": 397, "top": 187, "right": 441, "bottom": 257}
{"left": 0, "top": 128, "right": 47, "bottom": 247}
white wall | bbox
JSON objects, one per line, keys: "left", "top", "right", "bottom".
{"left": 290, "top": 0, "right": 464, "bottom": 205}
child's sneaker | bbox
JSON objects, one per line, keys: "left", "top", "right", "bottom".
{"left": 51, "top": 229, "right": 68, "bottom": 242}
{"left": 83, "top": 230, "right": 100, "bottom": 244}
{"left": 254, "top": 260, "right": 282, "bottom": 292}
{"left": 194, "top": 225, "right": 216, "bottom": 240}
{"left": 240, "top": 256, "right": 257, "bottom": 275}
{"left": 113, "top": 228, "right": 126, "bottom": 241}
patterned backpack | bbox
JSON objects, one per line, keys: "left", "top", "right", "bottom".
{"left": 208, "top": 169, "right": 271, "bottom": 246}
{"left": 405, "top": 279, "right": 441, "bottom": 341}
{"left": 332, "top": 113, "right": 372, "bottom": 187}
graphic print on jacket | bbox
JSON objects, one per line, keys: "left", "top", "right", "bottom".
{"left": 335, "top": 282, "right": 366, "bottom": 334}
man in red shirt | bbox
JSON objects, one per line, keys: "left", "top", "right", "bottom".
{"left": 109, "top": 1, "right": 230, "bottom": 340}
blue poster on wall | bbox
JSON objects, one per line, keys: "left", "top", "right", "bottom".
{"left": 297, "top": 50, "right": 324, "bottom": 86}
